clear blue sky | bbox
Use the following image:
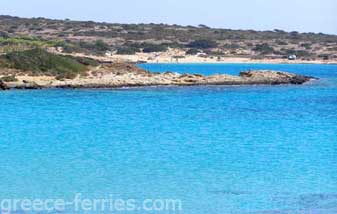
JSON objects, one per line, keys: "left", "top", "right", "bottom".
{"left": 1, "top": 0, "right": 337, "bottom": 34}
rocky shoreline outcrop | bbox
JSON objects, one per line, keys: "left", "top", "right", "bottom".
{"left": 0, "top": 63, "right": 317, "bottom": 90}
{"left": 0, "top": 80, "right": 10, "bottom": 90}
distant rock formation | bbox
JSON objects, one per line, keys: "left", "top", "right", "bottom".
{"left": 239, "top": 71, "right": 317, "bottom": 85}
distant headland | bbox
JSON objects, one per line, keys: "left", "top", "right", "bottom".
{"left": 0, "top": 49, "right": 316, "bottom": 90}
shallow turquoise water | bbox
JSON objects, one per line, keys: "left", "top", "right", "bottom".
{"left": 139, "top": 62, "right": 337, "bottom": 78}
{"left": 1, "top": 63, "right": 337, "bottom": 213}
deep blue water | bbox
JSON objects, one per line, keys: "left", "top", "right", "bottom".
{"left": 1, "top": 63, "right": 337, "bottom": 214}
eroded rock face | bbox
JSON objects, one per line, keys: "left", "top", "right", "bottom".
{"left": 13, "top": 81, "right": 42, "bottom": 89}
{"left": 239, "top": 70, "right": 315, "bottom": 85}
{"left": 2, "top": 80, "right": 42, "bottom": 90}
{"left": 289, "top": 75, "right": 317, "bottom": 84}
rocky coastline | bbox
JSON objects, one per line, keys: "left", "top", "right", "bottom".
{"left": 0, "top": 63, "right": 317, "bottom": 90}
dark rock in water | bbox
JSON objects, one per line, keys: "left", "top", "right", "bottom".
{"left": 14, "top": 81, "right": 42, "bottom": 89}
{"left": 56, "top": 84, "right": 75, "bottom": 89}
{"left": 239, "top": 71, "right": 254, "bottom": 78}
{"left": 289, "top": 75, "right": 312, "bottom": 84}
{"left": 239, "top": 70, "right": 317, "bottom": 85}
{"left": 0, "top": 80, "right": 9, "bottom": 90}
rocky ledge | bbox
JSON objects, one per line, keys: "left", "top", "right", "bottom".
{"left": 0, "top": 63, "right": 317, "bottom": 90}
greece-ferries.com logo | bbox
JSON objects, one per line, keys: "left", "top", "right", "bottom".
{"left": 0, "top": 193, "right": 182, "bottom": 213}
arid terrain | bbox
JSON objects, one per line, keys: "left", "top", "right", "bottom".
{"left": 1, "top": 15, "right": 337, "bottom": 63}
{"left": 0, "top": 15, "right": 328, "bottom": 90}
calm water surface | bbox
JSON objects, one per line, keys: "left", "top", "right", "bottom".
{"left": 1, "top": 63, "right": 337, "bottom": 214}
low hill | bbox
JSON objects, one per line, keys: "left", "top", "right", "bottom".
{"left": 0, "top": 48, "right": 98, "bottom": 79}
{"left": 0, "top": 15, "right": 336, "bottom": 60}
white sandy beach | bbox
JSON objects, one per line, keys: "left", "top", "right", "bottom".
{"left": 67, "top": 49, "right": 337, "bottom": 65}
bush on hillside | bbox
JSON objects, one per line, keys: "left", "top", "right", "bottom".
{"left": 186, "top": 39, "right": 218, "bottom": 49}
{"left": 141, "top": 43, "right": 168, "bottom": 53}
{"left": 186, "top": 48, "right": 200, "bottom": 55}
{"left": 253, "top": 43, "right": 274, "bottom": 54}
{"left": 223, "top": 43, "right": 241, "bottom": 49}
{"left": 276, "top": 40, "right": 288, "bottom": 45}
{"left": 0, "top": 48, "right": 97, "bottom": 79}
{"left": 116, "top": 46, "right": 139, "bottom": 55}
{"left": 300, "top": 43, "right": 312, "bottom": 50}
{"left": 94, "top": 40, "right": 110, "bottom": 52}
{"left": 0, "top": 31, "right": 9, "bottom": 38}
{"left": 0, "top": 75, "right": 18, "bottom": 82}
{"left": 78, "top": 40, "right": 110, "bottom": 55}
{"left": 318, "top": 54, "right": 329, "bottom": 60}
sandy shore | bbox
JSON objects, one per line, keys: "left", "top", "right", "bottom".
{"left": 56, "top": 50, "right": 337, "bottom": 65}
{"left": 104, "top": 52, "right": 337, "bottom": 65}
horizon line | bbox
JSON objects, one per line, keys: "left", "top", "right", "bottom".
{"left": 1, "top": 14, "right": 336, "bottom": 37}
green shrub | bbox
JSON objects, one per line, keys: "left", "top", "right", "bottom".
{"left": 0, "top": 48, "right": 95, "bottom": 79}
{"left": 300, "top": 43, "right": 312, "bottom": 50}
{"left": 74, "top": 56, "right": 99, "bottom": 66}
{"left": 161, "top": 42, "right": 184, "bottom": 49}
{"left": 94, "top": 40, "right": 110, "bottom": 52}
{"left": 116, "top": 46, "right": 139, "bottom": 55}
{"left": 253, "top": 43, "right": 274, "bottom": 54}
{"left": 0, "top": 75, "right": 18, "bottom": 82}
{"left": 78, "top": 40, "right": 110, "bottom": 55}
{"left": 208, "top": 51, "right": 224, "bottom": 56}
{"left": 276, "top": 40, "right": 288, "bottom": 45}
{"left": 141, "top": 43, "right": 168, "bottom": 53}
{"left": 57, "top": 43, "right": 82, "bottom": 53}
{"left": 187, "top": 39, "right": 218, "bottom": 49}
{"left": 295, "top": 50, "right": 311, "bottom": 57}
{"left": 0, "top": 31, "right": 9, "bottom": 38}
{"left": 186, "top": 48, "right": 200, "bottom": 55}
{"left": 318, "top": 54, "right": 329, "bottom": 60}
{"left": 223, "top": 43, "right": 240, "bottom": 49}
{"left": 0, "top": 36, "right": 62, "bottom": 53}
{"left": 289, "top": 31, "right": 301, "bottom": 39}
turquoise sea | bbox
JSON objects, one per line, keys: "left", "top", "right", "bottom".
{"left": 1, "top": 63, "right": 337, "bottom": 214}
